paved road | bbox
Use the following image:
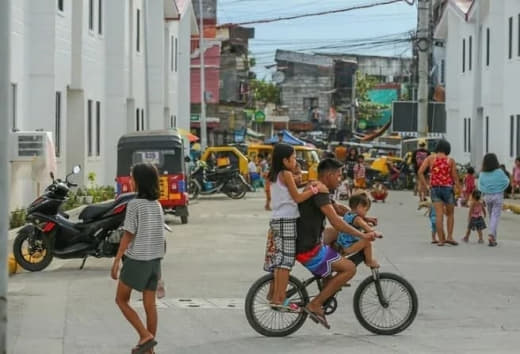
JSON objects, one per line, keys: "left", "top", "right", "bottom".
{"left": 7, "top": 191, "right": 520, "bottom": 353}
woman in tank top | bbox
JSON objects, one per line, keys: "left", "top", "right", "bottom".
{"left": 418, "top": 139, "right": 461, "bottom": 247}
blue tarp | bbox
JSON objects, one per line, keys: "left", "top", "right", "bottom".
{"left": 265, "top": 130, "right": 305, "bottom": 145}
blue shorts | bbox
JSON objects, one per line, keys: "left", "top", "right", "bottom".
{"left": 431, "top": 186, "right": 455, "bottom": 205}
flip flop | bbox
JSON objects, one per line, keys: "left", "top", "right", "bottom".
{"left": 132, "top": 339, "right": 157, "bottom": 354}
{"left": 445, "top": 240, "right": 459, "bottom": 246}
{"left": 270, "top": 303, "right": 301, "bottom": 313}
{"left": 437, "top": 242, "right": 445, "bottom": 247}
{"left": 431, "top": 240, "right": 439, "bottom": 244}
{"left": 303, "top": 307, "right": 330, "bottom": 329}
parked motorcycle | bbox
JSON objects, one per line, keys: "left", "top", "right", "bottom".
{"left": 188, "top": 161, "right": 253, "bottom": 200}
{"left": 13, "top": 166, "right": 136, "bottom": 272}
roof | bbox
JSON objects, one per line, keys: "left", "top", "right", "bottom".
{"left": 435, "top": 0, "right": 475, "bottom": 38}
{"left": 275, "top": 50, "right": 334, "bottom": 67}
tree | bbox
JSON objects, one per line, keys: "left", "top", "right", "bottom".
{"left": 355, "top": 71, "right": 389, "bottom": 122}
{"left": 249, "top": 79, "right": 280, "bottom": 105}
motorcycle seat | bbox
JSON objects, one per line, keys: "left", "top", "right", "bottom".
{"left": 79, "top": 201, "right": 115, "bottom": 220}
{"left": 78, "top": 192, "right": 136, "bottom": 221}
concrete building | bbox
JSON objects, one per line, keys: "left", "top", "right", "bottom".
{"left": 435, "top": 0, "right": 520, "bottom": 167}
{"left": 8, "top": 0, "right": 197, "bottom": 210}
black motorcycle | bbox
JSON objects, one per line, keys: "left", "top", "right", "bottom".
{"left": 188, "top": 161, "right": 252, "bottom": 200}
{"left": 13, "top": 166, "right": 136, "bottom": 272}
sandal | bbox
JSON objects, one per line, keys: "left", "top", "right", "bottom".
{"left": 303, "top": 307, "right": 330, "bottom": 329}
{"left": 431, "top": 240, "right": 439, "bottom": 244}
{"left": 270, "top": 303, "right": 301, "bottom": 313}
{"left": 445, "top": 240, "right": 459, "bottom": 246}
{"left": 132, "top": 339, "right": 157, "bottom": 354}
{"left": 462, "top": 237, "right": 469, "bottom": 243}
{"left": 437, "top": 242, "right": 445, "bottom": 247}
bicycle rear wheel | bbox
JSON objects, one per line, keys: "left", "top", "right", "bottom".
{"left": 353, "top": 272, "right": 418, "bottom": 335}
{"left": 245, "top": 274, "right": 309, "bottom": 337}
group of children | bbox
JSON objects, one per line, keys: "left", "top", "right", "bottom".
{"left": 264, "top": 144, "right": 379, "bottom": 312}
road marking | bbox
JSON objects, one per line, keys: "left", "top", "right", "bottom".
{"left": 130, "top": 298, "right": 244, "bottom": 310}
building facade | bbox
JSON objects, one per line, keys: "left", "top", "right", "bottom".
{"left": 8, "top": 0, "right": 197, "bottom": 210}
{"left": 435, "top": 0, "right": 520, "bottom": 167}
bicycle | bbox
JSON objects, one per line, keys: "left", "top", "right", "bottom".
{"left": 245, "top": 252, "right": 418, "bottom": 337}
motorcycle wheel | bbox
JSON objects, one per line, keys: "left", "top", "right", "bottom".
{"left": 13, "top": 226, "right": 53, "bottom": 272}
{"left": 188, "top": 180, "right": 200, "bottom": 200}
{"left": 226, "top": 178, "right": 247, "bottom": 200}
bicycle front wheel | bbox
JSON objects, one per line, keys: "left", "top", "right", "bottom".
{"left": 353, "top": 272, "right": 418, "bottom": 335}
{"left": 244, "top": 274, "right": 309, "bottom": 337}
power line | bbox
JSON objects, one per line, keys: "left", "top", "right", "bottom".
{"left": 222, "top": 0, "right": 414, "bottom": 26}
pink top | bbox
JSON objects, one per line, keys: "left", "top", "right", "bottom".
{"left": 464, "top": 174, "right": 476, "bottom": 194}
{"left": 513, "top": 166, "right": 520, "bottom": 182}
{"left": 471, "top": 202, "right": 484, "bottom": 218}
{"left": 354, "top": 163, "right": 366, "bottom": 179}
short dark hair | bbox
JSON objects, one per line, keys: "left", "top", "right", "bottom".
{"left": 481, "top": 153, "right": 500, "bottom": 172}
{"left": 471, "top": 189, "right": 482, "bottom": 201}
{"left": 269, "top": 143, "right": 294, "bottom": 182}
{"left": 131, "top": 163, "right": 160, "bottom": 200}
{"left": 467, "top": 166, "right": 475, "bottom": 175}
{"left": 349, "top": 193, "right": 370, "bottom": 209}
{"left": 434, "top": 139, "right": 451, "bottom": 155}
{"left": 318, "top": 158, "right": 343, "bottom": 176}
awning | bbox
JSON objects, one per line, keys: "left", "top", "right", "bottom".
{"left": 264, "top": 129, "right": 305, "bottom": 145}
{"left": 177, "top": 128, "right": 199, "bottom": 142}
{"left": 247, "top": 128, "right": 264, "bottom": 139}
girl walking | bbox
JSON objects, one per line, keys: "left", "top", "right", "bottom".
{"left": 111, "top": 163, "right": 164, "bottom": 354}
{"left": 418, "top": 139, "right": 461, "bottom": 246}
{"left": 264, "top": 144, "right": 328, "bottom": 310}
{"left": 462, "top": 190, "right": 487, "bottom": 243}
{"left": 478, "top": 153, "right": 510, "bottom": 247}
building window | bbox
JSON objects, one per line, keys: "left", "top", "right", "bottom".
{"left": 462, "top": 38, "right": 466, "bottom": 73}
{"left": 485, "top": 116, "right": 489, "bottom": 153}
{"left": 510, "top": 115, "right": 515, "bottom": 157}
{"left": 303, "top": 97, "right": 319, "bottom": 110}
{"left": 468, "top": 118, "right": 471, "bottom": 153}
{"left": 517, "top": 115, "right": 520, "bottom": 156}
{"left": 136, "top": 109, "right": 140, "bottom": 131}
{"left": 96, "top": 101, "right": 101, "bottom": 156}
{"left": 89, "top": 0, "right": 94, "bottom": 31}
{"left": 136, "top": 9, "right": 141, "bottom": 52}
{"left": 486, "top": 28, "right": 490, "bottom": 66}
{"left": 170, "top": 36, "right": 174, "bottom": 72}
{"left": 440, "top": 60, "right": 445, "bottom": 84}
{"left": 55, "top": 92, "right": 61, "bottom": 157}
{"left": 175, "top": 38, "right": 178, "bottom": 72}
{"left": 509, "top": 17, "right": 513, "bottom": 59}
{"left": 57, "top": 0, "right": 64, "bottom": 12}
{"left": 88, "top": 100, "right": 93, "bottom": 156}
{"left": 469, "top": 36, "right": 472, "bottom": 70}
{"left": 463, "top": 118, "right": 471, "bottom": 153}
{"left": 98, "top": 0, "right": 103, "bottom": 34}
{"left": 141, "top": 109, "right": 145, "bottom": 130}
{"left": 11, "top": 83, "right": 16, "bottom": 131}
{"left": 518, "top": 15, "right": 520, "bottom": 57}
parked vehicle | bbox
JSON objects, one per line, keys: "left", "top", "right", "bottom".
{"left": 116, "top": 129, "right": 189, "bottom": 224}
{"left": 200, "top": 146, "right": 250, "bottom": 177}
{"left": 189, "top": 160, "right": 253, "bottom": 200}
{"left": 13, "top": 166, "right": 136, "bottom": 272}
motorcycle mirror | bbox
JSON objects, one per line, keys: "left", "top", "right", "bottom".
{"left": 72, "top": 165, "right": 81, "bottom": 174}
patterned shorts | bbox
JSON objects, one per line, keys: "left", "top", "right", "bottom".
{"left": 296, "top": 244, "right": 341, "bottom": 278}
{"left": 263, "top": 218, "right": 297, "bottom": 272}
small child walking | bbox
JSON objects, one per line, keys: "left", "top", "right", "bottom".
{"left": 462, "top": 190, "right": 487, "bottom": 243}
{"left": 111, "top": 163, "right": 164, "bottom": 354}
{"left": 264, "top": 144, "right": 328, "bottom": 311}
{"left": 353, "top": 155, "right": 367, "bottom": 190}
{"left": 463, "top": 167, "right": 476, "bottom": 206}
{"left": 334, "top": 193, "right": 381, "bottom": 268}
{"left": 513, "top": 157, "right": 520, "bottom": 198}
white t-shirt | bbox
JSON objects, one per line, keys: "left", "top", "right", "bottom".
{"left": 248, "top": 161, "right": 257, "bottom": 174}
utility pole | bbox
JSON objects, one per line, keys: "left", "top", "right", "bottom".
{"left": 198, "top": 0, "right": 208, "bottom": 151}
{"left": 350, "top": 68, "right": 357, "bottom": 134}
{"left": 417, "top": 0, "right": 431, "bottom": 137}
{"left": 0, "top": 1, "right": 11, "bottom": 351}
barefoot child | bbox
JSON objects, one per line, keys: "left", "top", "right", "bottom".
{"left": 462, "top": 190, "right": 487, "bottom": 243}
{"left": 264, "top": 144, "right": 328, "bottom": 310}
{"left": 463, "top": 167, "right": 476, "bottom": 206}
{"left": 111, "top": 163, "right": 164, "bottom": 354}
{"left": 334, "top": 193, "right": 381, "bottom": 268}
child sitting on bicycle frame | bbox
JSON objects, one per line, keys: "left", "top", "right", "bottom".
{"left": 333, "top": 193, "right": 380, "bottom": 268}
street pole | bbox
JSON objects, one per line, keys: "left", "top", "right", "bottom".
{"left": 417, "top": 0, "right": 431, "bottom": 138}
{"left": 0, "top": 1, "right": 11, "bottom": 351}
{"left": 350, "top": 69, "right": 357, "bottom": 134}
{"left": 198, "top": 0, "right": 208, "bottom": 151}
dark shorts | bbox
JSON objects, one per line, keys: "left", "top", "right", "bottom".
{"left": 468, "top": 216, "right": 487, "bottom": 231}
{"left": 120, "top": 257, "right": 161, "bottom": 292}
{"left": 296, "top": 244, "right": 341, "bottom": 278}
{"left": 431, "top": 186, "right": 455, "bottom": 205}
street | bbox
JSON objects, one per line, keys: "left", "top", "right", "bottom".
{"left": 7, "top": 191, "right": 520, "bottom": 354}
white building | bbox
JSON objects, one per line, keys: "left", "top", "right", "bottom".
{"left": 8, "top": 0, "right": 197, "bottom": 210}
{"left": 435, "top": 0, "right": 520, "bottom": 169}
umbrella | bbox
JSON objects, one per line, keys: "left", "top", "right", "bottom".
{"left": 178, "top": 128, "right": 199, "bottom": 142}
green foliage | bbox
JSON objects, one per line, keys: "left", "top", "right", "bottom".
{"left": 355, "top": 71, "right": 390, "bottom": 121}
{"left": 249, "top": 79, "right": 280, "bottom": 105}
{"left": 9, "top": 208, "right": 27, "bottom": 229}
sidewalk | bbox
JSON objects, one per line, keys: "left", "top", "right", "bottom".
{"left": 7, "top": 191, "right": 520, "bottom": 353}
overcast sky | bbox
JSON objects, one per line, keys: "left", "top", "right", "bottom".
{"left": 218, "top": 0, "right": 417, "bottom": 79}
